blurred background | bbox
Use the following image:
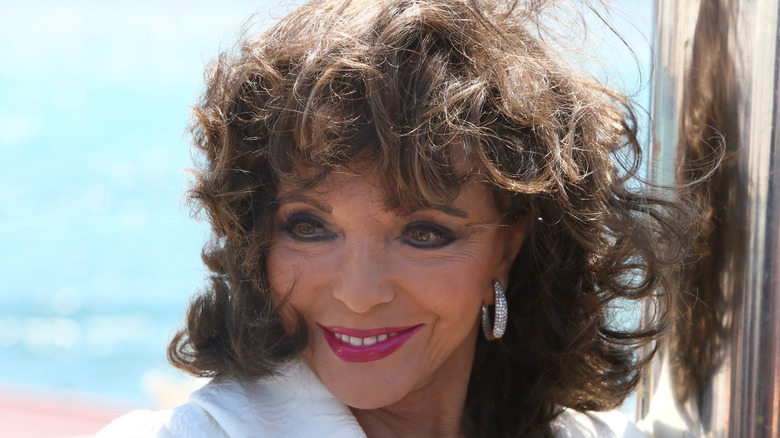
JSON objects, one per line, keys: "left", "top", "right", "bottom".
{"left": 0, "top": 1, "right": 651, "bottom": 436}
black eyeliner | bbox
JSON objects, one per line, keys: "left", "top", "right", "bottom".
{"left": 401, "top": 221, "right": 457, "bottom": 249}
{"left": 278, "top": 211, "right": 335, "bottom": 242}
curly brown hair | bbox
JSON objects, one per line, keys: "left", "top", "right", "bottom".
{"left": 168, "top": 0, "right": 695, "bottom": 436}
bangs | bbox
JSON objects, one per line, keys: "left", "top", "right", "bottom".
{"left": 210, "top": 0, "right": 612, "bottom": 222}
{"left": 261, "top": 23, "right": 490, "bottom": 209}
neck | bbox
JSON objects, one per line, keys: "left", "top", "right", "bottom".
{"left": 349, "top": 338, "right": 475, "bottom": 438}
{"left": 350, "top": 379, "right": 469, "bottom": 438}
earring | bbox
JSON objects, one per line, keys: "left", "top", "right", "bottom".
{"left": 482, "top": 281, "right": 508, "bottom": 340}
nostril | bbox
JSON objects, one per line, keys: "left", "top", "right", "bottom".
{"left": 331, "top": 244, "right": 395, "bottom": 312}
{"left": 332, "top": 284, "right": 395, "bottom": 313}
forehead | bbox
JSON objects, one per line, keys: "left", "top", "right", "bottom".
{"left": 275, "top": 169, "right": 498, "bottom": 217}
{"left": 276, "top": 151, "right": 483, "bottom": 207}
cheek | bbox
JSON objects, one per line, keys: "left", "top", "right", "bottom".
{"left": 267, "top": 248, "right": 292, "bottom": 295}
{"left": 405, "top": 254, "right": 496, "bottom": 320}
{"left": 268, "top": 245, "right": 330, "bottom": 294}
{"left": 431, "top": 240, "right": 503, "bottom": 289}
{"left": 266, "top": 247, "right": 312, "bottom": 334}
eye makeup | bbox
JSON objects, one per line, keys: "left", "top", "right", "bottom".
{"left": 400, "top": 221, "right": 457, "bottom": 249}
{"left": 277, "top": 211, "right": 335, "bottom": 242}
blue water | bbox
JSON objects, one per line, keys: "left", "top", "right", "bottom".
{"left": 0, "top": 0, "right": 652, "bottom": 407}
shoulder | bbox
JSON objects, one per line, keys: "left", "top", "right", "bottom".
{"left": 552, "top": 409, "right": 648, "bottom": 438}
{"left": 188, "top": 361, "right": 365, "bottom": 437}
{"left": 97, "top": 361, "right": 365, "bottom": 438}
{"left": 95, "top": 403, "right": 225, "bottom": 438}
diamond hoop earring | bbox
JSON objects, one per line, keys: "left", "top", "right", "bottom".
{"left": 481, "top": 281, "right": 508, "bottom": 340}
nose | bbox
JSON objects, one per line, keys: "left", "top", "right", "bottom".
{"left": 331, "top": 240, "right": 395, "bottom": 314}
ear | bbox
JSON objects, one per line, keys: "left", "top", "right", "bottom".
{"left": 495, "top": 218, "right": 531, "bottom": 284}
{"left": 482, "top": 218, "right": 530, "bottom": 305}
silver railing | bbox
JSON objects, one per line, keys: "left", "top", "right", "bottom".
{"left": 641, "top": 0, "right": 780, "bottom": 437}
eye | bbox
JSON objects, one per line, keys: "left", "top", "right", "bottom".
{"left": 292, "top": 221, "right": 320, "bottom": 236}
{"left": 402, "top": 222, "right": 455, "bottom": 249}
{"left": 409, "top": 229, "right": 437, "bottom": 242}
{"left": 280, "top": 212, "right": 333, "bottom": 242}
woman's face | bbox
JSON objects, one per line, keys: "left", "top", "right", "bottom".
{"left": 267, "top": 170, "right": 525, "bottom": 409}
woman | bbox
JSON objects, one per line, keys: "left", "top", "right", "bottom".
{"left": 100, "top": 0, "right": 695, "bottom": 436}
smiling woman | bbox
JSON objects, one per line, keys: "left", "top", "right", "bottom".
{"left": 268, "top": 172, "right": 525, "bottom": 414}
{"left": 97, "top": 0, "right": 696, "bottom": 436}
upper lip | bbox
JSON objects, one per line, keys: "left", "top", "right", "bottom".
{"left": 317, "top": 324, "right": 423, "bottom": 338}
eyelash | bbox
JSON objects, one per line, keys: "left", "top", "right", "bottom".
{"left": 401, "top": 222, "right": 456, "bottom": 249}
{"left": 279, "top": 212, "right": 334, "bottom": 242}
{"left": 278, "top": 212, "right": 457, "bottom": 248}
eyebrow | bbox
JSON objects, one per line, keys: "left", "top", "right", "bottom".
{"left": 275, "top": 195, "right": 469, "bottom": 219}
{"left": 274, "top": 195, "right": 333, "bottom": 213}
{"left": 404, "top": 205, "right": 469, "bottom": 219}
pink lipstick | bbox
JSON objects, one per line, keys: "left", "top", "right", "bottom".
{"left": 317, "top": 324, "right": 424, "bottom": 362}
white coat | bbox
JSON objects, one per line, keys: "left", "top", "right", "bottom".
{"left": 97, "top": 361, "right": 647, "bottom": 438}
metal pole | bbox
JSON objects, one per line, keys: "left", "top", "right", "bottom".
{"left": 643, "top": 0, "right": 780, "bottom": 437}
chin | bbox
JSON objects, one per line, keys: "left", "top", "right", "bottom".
{"left": 336, "top": 388, "right": 407, "bottom": 411}
{"left": 312, "top": 360, "right": 413, "bottom": 410}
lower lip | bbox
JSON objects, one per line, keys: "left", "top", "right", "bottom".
{"left": 318, "top": 324, "right": 423, "bottom": 363}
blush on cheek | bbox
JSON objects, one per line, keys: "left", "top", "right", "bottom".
{"left": 268, "top": 280, "right": 302, "bottom": 336}
{"left": 267, "top": 251, "right": 302, "bottom": 335}
{"left": 267, "top": 274, "right": 305, "bottom": 337}
{"left": 275, "top": 304, "right": 301, "bottom": 336}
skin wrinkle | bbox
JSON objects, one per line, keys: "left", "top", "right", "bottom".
{"left": 267, "top": 171, "right": 525, "bottom": 437}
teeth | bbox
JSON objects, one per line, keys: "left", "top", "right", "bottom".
{"left": 335, "top": 332, "right": 396, "bottom": 346}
